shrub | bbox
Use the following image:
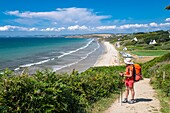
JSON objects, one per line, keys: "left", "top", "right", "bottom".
{"left": 0, "top": 70, "right": 87, "bottom": 113}
{"left": 142, "top": 53, "right": 170, "bottom": 112}
{"left": 143, "top": 45, "right": 156, "bottom": 50}
{"left": 123, "top": 40, "right": 136, "bottom": 46}
{"left": 161, "top": 45, "right": 170, "bottom": 50}
{"left": 0, "top": 66, "right": 125, "bottom": 113}
{"left": 142, "top": 52, "right": 170, "bottom": 78}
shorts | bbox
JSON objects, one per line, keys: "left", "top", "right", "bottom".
{"left": 125, "top": 79, "right": 134, "bottom": 88}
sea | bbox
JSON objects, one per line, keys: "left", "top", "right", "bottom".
{"left": 0, "top": 37, "right": 104, "bottom": 73}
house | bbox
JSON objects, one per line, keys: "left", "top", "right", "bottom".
{"left": 123, "top": 47, "right": 127, "bottom": 51}
{"left": 149, "top": 40, "right": 157, "bottom": 45}
{"left": 133, "top": 37, "right": 138, "bottom": 41}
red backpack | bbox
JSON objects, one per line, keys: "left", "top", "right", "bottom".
{"left": 133, "top": 64, "right": 142, "bottom": 82}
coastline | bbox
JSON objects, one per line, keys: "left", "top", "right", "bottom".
{"left": 94, "top": 41, "right": 119, "bottom": 67}
{"left": 56, "top": 40, "right": 105, "bottom": 73}
{"left": 57, "top": 41, "right": 120, "bottom": 74}
{"left": 11, "top": 40, "right": 119, "bottom": 74}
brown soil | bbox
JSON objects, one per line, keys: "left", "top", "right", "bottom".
{"left": 133, "top": 55, "right": 156, "bottom": 63}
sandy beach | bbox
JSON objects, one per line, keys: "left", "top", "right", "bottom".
{"left": 56, "top": 41, "right": 119, "bottom": 74}
{"left": 94, "top": 41, "right": 119, "bottom": 67}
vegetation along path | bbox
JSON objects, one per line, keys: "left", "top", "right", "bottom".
{"left": 105, "top": 78, "right": 160, "bottom": 113}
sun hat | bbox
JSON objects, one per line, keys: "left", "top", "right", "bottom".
{"left": 124, "top": 58, "right": 134, "bottom": 64}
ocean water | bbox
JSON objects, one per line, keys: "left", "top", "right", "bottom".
{"left": 0, "top": 37, "right": 103, "bottom": 73}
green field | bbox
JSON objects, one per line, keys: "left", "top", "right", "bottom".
{"left": 131, "top": 50, "right": 169, "bottom": 56}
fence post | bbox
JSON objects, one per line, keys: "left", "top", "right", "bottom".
{"left": 163, "top": 71, "right": 165, "bottom": 81}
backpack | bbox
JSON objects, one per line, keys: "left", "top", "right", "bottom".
{"left": 132, "top": 64, "right": 142, "bottom": 82}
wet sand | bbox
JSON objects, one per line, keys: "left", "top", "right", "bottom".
{"left": 57, "top": 41, "right": 119, "bottom": 74}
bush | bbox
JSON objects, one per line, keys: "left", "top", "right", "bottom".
{"left": 161, "top": 45, "right": 170, "bottom": 50}
{"left": 143, "top": 45, "right": 156, "bottom": 50}
{"left": 149, "top": 63, "right": 170, "bottom": 96}
{"left": 0, "top": 70, "right": 87, "bottom": 113}
{"left": 142, "top": 53, "right": 170, "bottom": 112}
{"left": 142, "top": 52, "right": 170, "bottom": 78}
{"left": 123, "top": 40, "right": 136, "bottom": 46}
{"left": 0, "top": 66, "right": 125, "bottom": 113}
{"left": 149, "top": 63, "right": 170, "bottom": 112}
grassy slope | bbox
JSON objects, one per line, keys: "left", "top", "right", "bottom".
{"left": 142, "top": 53, "right": 170, "bottom": 113}
{"left": 114, "top": 30, "right": 170, "bottom": 57}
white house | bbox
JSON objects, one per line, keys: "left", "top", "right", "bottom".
{"left": 149, "top": 40, "right": 157, "bottom": 45}
{"left": 133, "top": 37, "right": 138, "bottom": 41}
{"left": 123, "top": 47, "right": 127, "bottom": 51}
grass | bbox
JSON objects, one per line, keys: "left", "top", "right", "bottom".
{"left": 156, "top": 90, "right": 170, "bottom": 113}
{"left": 90, "top": 93, "right": 119, "bottom": 113}
{"left": 127, "top": 46, "right": 144, "bottom": 51}
{"left": 131, "top": 50, "right": 169, "bottom": 56}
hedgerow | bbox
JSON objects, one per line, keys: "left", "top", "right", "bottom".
{"left": 142, "top": 53, "right": 170, "bottom": 113}
{"left": 0, "top": 66, "right": 124, "bottom": 113}
{"left": 142, "top": 52, "right": 170, "bottom": 78}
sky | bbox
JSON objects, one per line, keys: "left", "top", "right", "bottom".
{"left": 0, "top": 0, "right": 170, "bottom": 35}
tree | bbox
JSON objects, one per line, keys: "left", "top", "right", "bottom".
{"left": 165, "top": 5, "right": 170, "bottom": 10}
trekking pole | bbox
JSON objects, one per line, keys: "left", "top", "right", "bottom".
{"left": 121, "top": 75, "right": 123, "bottom": 106}
{"left": 119, "top": 74, "right": 123, "bottom": 106}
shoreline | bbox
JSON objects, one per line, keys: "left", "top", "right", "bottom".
{"left": 55, "top": 40, "right": 105, "bottom": 74}
{"left": 57, "top": 41, "right": 120, "bottom": 74}
{"left": 94, "top": 41, "right": 119, "bottom": 67}
{"left": 3, "top": 40, "right": 119, "bottom": 74}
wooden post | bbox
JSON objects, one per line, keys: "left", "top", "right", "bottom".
{"left": 163, "top": 71, "right": 165, "bottom": 81}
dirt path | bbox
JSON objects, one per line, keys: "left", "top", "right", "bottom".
{"left": 105, "top": 78, "right": 161, "bottom": 113}
{"left": 94, "top": 41, "right": 161, "bottom": 113}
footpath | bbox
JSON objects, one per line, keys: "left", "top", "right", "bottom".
{"left": 94, "top": 41, "right": 161, "bottom": 113}
{"left": 104, "top": 78, "right": 161, "bottom": 113}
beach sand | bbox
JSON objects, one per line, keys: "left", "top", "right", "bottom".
{"left": 94, "top": 41, "right": 119, "bottom": 67}
{"left": 57, "top": 41, "right": 119, "bottom": 74}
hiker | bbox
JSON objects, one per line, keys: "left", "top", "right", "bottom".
{"left": 119, "top": 58, "right": 136, "bottom": 104}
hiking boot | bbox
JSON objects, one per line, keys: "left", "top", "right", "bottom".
{"left": 128, "top": 99, "right": 136, "bottom": 104}
{"left": 122, "top": 98, "right": 128, "bottom": 103}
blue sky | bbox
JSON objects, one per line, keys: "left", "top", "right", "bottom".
{"left": 0, "top": 0, "right": 170, "bottom": 35}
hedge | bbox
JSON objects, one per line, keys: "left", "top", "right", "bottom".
{"left": 0, "top": 66, "right": 124, "bottom": 113}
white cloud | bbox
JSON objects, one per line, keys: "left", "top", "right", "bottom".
{"left": 3, "top": 8, "right": 170, "bottom": 33}
{"left": 39, "top": 28, "right": 53, "bottom": 32}
{"left": 0, "top": 25, "right": 11, "bottom": 31}
{"left": 0, "top": 25, "right": 38, "bottom": 31}
{"left": 149, "top": 22, "right": 158, "bottom": 27}
{"left": 0, "top": 25, "right": 23, "bottom": 31}
{"left": 165, "top": 18, "right": 170, "bottom": 22}
{"left": 1, "top": 22, "right": 170, "bottom": 33}
{"left": 41, "top": 27, "right": 65, "bottom": 32}
{"left": 67, "top": 25, "right": 88, "bottom": 30}
{"left": 29, "top": 27, "right": 38, "bottom": 31}
{"left": 6, "top": 10, "right": 20, "bottom": 15}
{"left": 119, "top": 24, "right": 148, "bottom": 29}
{"left": 5, "top": 8, "right": 110, "bottom": 26}
{"left": 57, "top": 27, "right": 65, "bottom": 31}
{"left": 96, "top": 25, "right": 116, "bottom": 30}
{"left": 159, "top": 23, "right": 170, "bottom": 27}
